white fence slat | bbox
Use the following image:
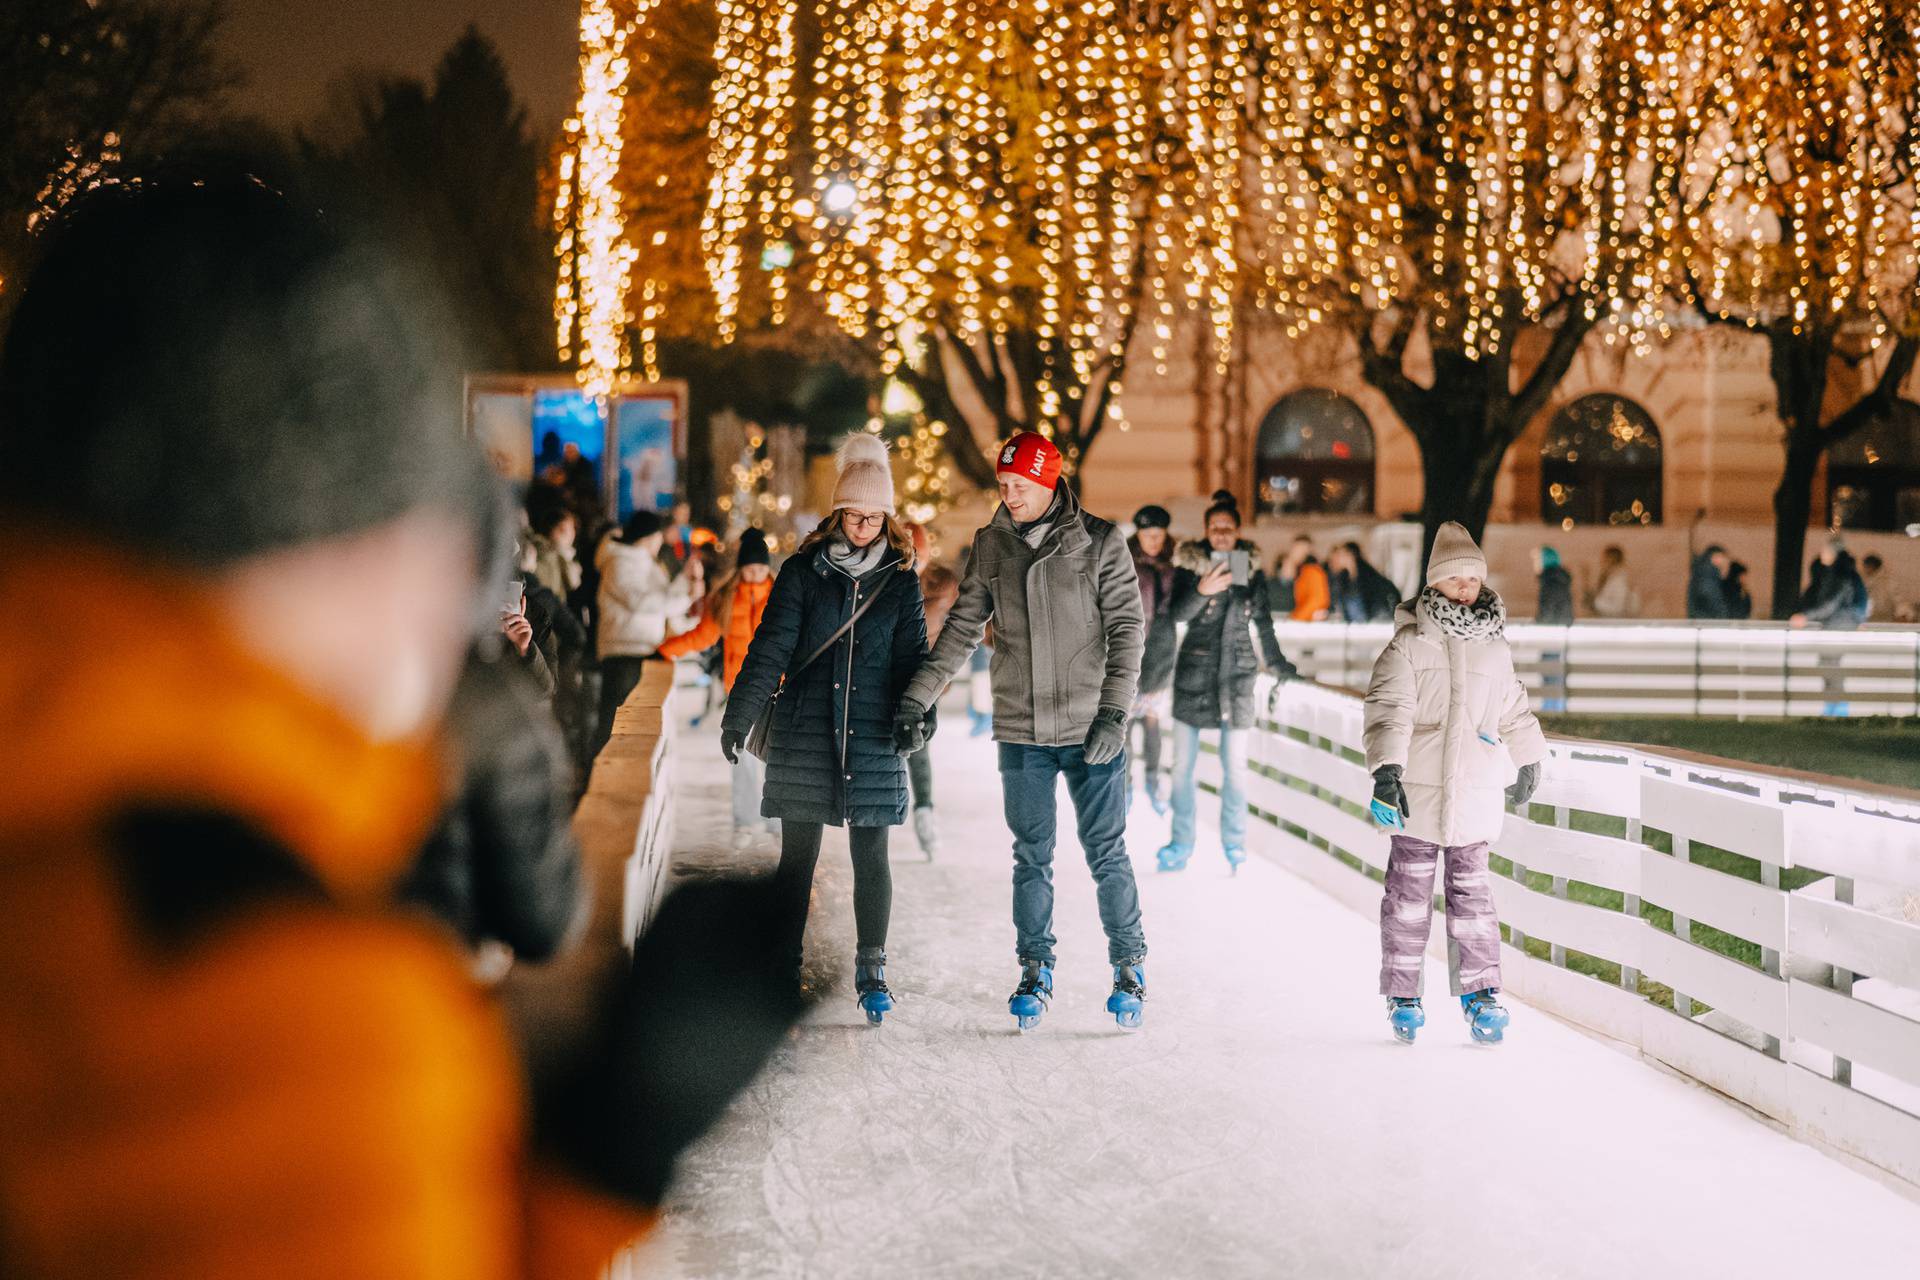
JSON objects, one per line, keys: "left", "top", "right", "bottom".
{"left": 1638, "top": 928, "right": 1789, "bottom": 1038}
{"left": 1639, "top": 1005, "right": 1792, "bottom": 1122}
{"left": 1789, "top": 979, "right": 1920, "bottom": 1092}
{"left": 1490, "top": 878, "right": 1644, "bottom": 969}
{"left": 1495, "top": 817, "right": 1640, "bottom": 896}
{"left": 1640, "top": 851, "right": 1788, "bottom": 953}
{"left": 1790, "top": 897, "right": 1920, "bottom": 990}
{"left": 1785, "top": 806, "right": 1920, "bottom": 889}
{"left": 1641, "top": 775, "right": 1789, "bottom": 867}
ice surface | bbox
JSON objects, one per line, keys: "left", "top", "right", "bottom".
{"left": 624, "top": 709, "right": 1920, "bottom": 1279}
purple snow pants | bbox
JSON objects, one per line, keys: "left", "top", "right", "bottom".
{"left": 1379, "top": 834, "right": 1502, "bottom": 998}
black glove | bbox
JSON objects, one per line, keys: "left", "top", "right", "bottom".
{"left": 534, "top": 880, "right": 812, "bottom": 1208}
{"left": 1370, "top": 764, "right": 1410, "bottom": 827}
{"left": 720, "top": 728, "right": 743, "bottom": 764}
{"left": 1507, "top": 760, "right": 1541, "bottom": 808}
{"left": 1082, "top": 706, "right": 1129, "bottom": 766}
{"left": 893, "top": 698, "right": 930, "bottom": 755}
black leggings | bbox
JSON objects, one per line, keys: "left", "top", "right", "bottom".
{"left": 774, "top": 822, "right": 892, "bottom": 958}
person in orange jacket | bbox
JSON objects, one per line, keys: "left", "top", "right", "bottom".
{"left": 659, "top": 527, "right": 778, "bottom": 848}
{"left": 0, "top": 163, "right": 799, "bottom": 1280}
{"left": 1273, "top": 533, "right": 1332, "bottom": 621}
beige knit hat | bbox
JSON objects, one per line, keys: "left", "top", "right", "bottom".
{"left": 832, "top": 432, "right": 896, "bottom": 513}
{"left": 1425, "top": 521, "right": 1488, "bottom": 585}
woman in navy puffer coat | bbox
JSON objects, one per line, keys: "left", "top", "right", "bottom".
{"left": 720, "top": 435, "right": 927, "bottom": 1017}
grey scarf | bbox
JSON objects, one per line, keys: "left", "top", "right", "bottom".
{"left": 825, "top": 533, "right": 887, "bottom": 579}
{"left": 1012, "top": 488, "right": 1066, "bottom": 548}
{"left": 1420, "top": 585, "right": 1506, "bottom": 641}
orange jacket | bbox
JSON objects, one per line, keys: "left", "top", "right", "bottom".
{"left": 656, "top": 575, "right": 773, "bottom": 692}
{"left": 0, "top": 540, "right": 647, "bottom": 1280}
{"left": 1291, "top": 561, "right": 1332, "bottom": 621}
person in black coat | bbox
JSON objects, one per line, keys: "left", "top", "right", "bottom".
{"left": 1534, "top": 545, "right": 1575, "bottom": 624}
{"left": 402, "top": 650, "right": 585, "bottom": 965}
{"left": 1793, "top": 538, "right": 1869, "bottom": 630}
{"left": 1128, "top": 504, "right": 1178, "bottom": 814}
{"left": 1158, "top": 492, "right": 1298, "bottom": 872}
{"left": 1329, "top": 540, "right": 1401, "bottom": 622}
{"left": 1687, "top": 545, "right": 1734, "bottom": 620}
{"left": 719, "top": 435, "right": 929, "bottom": 1017}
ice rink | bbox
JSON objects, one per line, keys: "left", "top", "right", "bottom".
{"left": 626, "top": 711, "right": 1920, "bottom": 1279}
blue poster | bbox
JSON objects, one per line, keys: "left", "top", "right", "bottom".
{"left": 614, "top": 396, "right": 679, "bottom": 520}
{"left": 531, "top": 389, "right": 606, "bottom": 490}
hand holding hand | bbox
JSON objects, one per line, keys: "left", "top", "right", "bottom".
{"left": 1082, "top": 707, "right": 1129, "bottom": 766}
{"left": 893, "top": 699, "right": 930, "bottom": 755}
{"left": 1506, "top": 760, "right": 1541, "bottom": 808}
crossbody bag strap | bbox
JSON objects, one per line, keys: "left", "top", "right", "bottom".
{"left": 787, "top": 568, "right": 901, "bottom": 681}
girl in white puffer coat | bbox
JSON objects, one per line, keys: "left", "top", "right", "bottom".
{"left": 1362, "top": 522, "right": 1546, "bottom": 1045}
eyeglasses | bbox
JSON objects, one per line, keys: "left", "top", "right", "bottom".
{"left": 843, "top": 511, "right": 886, "bottom": 530}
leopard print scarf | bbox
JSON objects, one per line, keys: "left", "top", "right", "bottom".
{"left": 1419, "top": 585, "right": 1506, "bottom": 641}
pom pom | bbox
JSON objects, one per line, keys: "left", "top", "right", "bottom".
{"left": 836, "top": 432, "right": 891, "bottom": 474}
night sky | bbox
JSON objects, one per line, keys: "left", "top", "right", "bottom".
{"left": 219, "top": 0, "right": 583, "bottom": 133}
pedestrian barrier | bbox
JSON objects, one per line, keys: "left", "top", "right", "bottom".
{"left": 502, "top": 661, "right": 676, "bottom": 1080}
{"left": 1271, "top": 620, "right": 1920, "bottom": 717}
{"left": 1198, "top": 677, "right": 1920, "bottom": 1186}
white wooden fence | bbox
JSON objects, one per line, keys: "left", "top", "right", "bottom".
{"left": 1273, "top": 620, "right": 1920, "bottom": 717}
{"left": 1200, "top": 677, "right": 1920, "bottom": 1186}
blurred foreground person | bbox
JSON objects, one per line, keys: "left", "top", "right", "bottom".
{"left": 1127, "top": 504, "right": 1177, "bottom": 815}
{"left": 0, "top": 168, "right": 800, "bottom": 1280}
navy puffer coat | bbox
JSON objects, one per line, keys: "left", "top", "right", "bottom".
{"left": 722, "top": 543, "right": 927, "bottom": 827}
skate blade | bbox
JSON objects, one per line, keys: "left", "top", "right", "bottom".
{"left": 1107, "top": 997, "right": 1144, "bottom": 1029}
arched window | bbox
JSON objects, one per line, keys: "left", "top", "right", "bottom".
{"left": 1829, "top": 400, "right": 1920, "bottom": 532}
{"left": 1540, "top": 394, "right": 1663, "bottom": 527}
{"left": 1255, "top": 389, "right": 1375, "bottom": 516}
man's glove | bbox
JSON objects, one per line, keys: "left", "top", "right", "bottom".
{"left": 1370, "top": 764, "right": 1410, "bottom": 829}
{"left": 720, "top": 728, "right": 744, "bottom": 764}
{"left": 893, "top": 698, "right": 931, "bottom": 755}
{"left": 1506, "top": 760, "right": 1542, "bottom": 809}
{"left": 1082, "top": 706, "right": 1129, "bottom": 766}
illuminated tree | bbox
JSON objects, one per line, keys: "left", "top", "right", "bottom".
{"left": 1241, "top": 0, "right": 1709, "bottom": 550}
{"left": 1674, "top": 0, "right": 1920, "bottom": 615}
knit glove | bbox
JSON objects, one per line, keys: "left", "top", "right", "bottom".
{"left": 1370, "top": 764, "right": 1410, "bottom": 829}
{"left": 893, "top": 698, "right": 930, "bottom": 755}
{"left": 1082, "top": 706, "right": 1129, "bottom": 766}
{"left": 1506, "top": 760, "right": 1542, "bottom": 809}
{"left": 720, "top": 728, "right": 744, "bottom": 764}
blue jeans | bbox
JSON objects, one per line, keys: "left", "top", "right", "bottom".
{"left": 1169, "top": 721, "right": 1248, "bottom": 850}
{"left": 999, "top": 742, "right": 1147, "bottom": 965}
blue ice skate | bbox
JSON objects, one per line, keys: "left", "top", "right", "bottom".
{"left": 855, "top": 954, "right": 894, "bottom": 1026}
{"left": 1460, "top": 989, "right": 1509, "bottom": 1044}
{"left": 1387, "top": 996, "right": 1425, "bottom": 1044}
{"left": 1222, "top": 844, "right": 1247, "bottom": 874}
{"left": 1009, "top": 959, "right": 1053, "bottom": 1031}
{"left": 1156, "top": 842, "right": 1192, "bottom": 872}
{"left": 1106, "top": 961, "right": 1145, "bottom": 1029}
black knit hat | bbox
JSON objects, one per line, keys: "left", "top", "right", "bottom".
{"left": 0, "top": 163, "right": 490, "bottom": 568}
{"left": 735, "top": 527, "right": 770, "bottom": 567}
{"left": 1132, "top": 504, "right": 1171, "bottom": 530}
{"left": 621, "top": 510, "right": 665, "bottom": 543}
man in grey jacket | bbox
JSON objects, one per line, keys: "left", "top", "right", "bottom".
{"left": 895, "top": 431, "right": 1148, "bottom": 1030}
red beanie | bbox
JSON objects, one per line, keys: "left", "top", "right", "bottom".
{"left": 997, "top": 431, "right": 1062, "bottom": 491}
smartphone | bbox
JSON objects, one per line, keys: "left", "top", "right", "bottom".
{"left": 503, "top": 582, "right": 525, "bottom": 615}
{"left": 1208, "top": 550, "right": 1250, "bottom": 587}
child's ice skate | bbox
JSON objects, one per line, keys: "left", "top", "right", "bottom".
{"left": 1008, "top": 959, "right": 1053, "bottom": 1031}
{"left": 1460, "top": 989, "right": 1509, "bottom": 1044}
{"left": 1386, "top": 996, "right": 1425, "bottom": 1044}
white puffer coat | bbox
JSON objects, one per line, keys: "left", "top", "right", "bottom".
{"left": 1362, "top": 592, "right": 1547, "bottom": 847}
{"left": 596, "top": 536, "right": 698, "bottom": 660}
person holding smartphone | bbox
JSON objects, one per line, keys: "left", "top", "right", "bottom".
{"left": 1158, "top": 491, "right": 1298, "bottom": 873}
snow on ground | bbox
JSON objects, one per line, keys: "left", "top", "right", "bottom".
{"left": 627, "top": 703, "right": 1920, "bottom": 1279}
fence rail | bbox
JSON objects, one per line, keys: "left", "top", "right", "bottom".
{"left": 1272, "top": 620, "right": 1920, "bottom": 717}
{"left": 1205, "top": 677, "right": 1920, "bottom": 1185}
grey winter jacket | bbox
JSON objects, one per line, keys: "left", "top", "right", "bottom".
{"left": 902, "top": 486, "right": 1144, "bottom": 746}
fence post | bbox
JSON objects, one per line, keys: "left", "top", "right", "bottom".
{"left": 1622, "top": 815, "right": 1643, "bottom": 994}
{"left": 1672, "top": 829, "right": 1693, "bottom": 1020}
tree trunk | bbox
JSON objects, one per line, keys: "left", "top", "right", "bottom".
{"left": 1770, "top": 431, "right": 1822, "bottom": 619}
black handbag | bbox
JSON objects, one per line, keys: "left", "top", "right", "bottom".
{"left": 743, "top": 570, "right": 900, "bottom": 761}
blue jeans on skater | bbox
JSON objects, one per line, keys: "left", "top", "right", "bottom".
{"left": 999, "top": 742, "right": 1147, "bottom": 965}
{"left": 1169, "top": 720, "right": 1248, "bottom": 850}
